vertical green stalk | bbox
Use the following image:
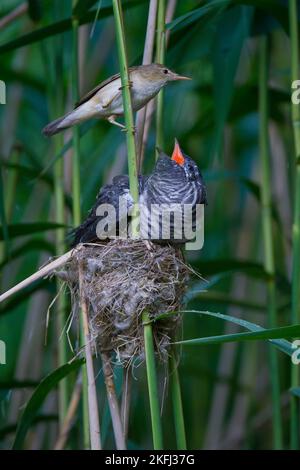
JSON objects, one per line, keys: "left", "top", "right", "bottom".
{"left": 170, "top": 353, "right": 187, "bottom": 449}
{"left": 52, "top": 0, "right": 68, "bottom": 427}
{"left": 71, "top": 11, "right": 81, "bottom": 227}
{"left": 289, "top": 0, "right": 300, "bottom": 449}
{"left": 143, "top": 312, "right": 163, "bottom": 449}
{"left": 5, "top": 147, "right": 20, "bottom": 222}
{"left": 156, "top": 0, "right": 186, "bottom": 448}
{"left": 112, "top": 0, "right": 138, "bottom": 208}
{"left": 258, "top": 36, "right": 282, "bottom": 449}
{"left": 0, "top": 138, "right": 18, "bottom": 262}
{"left": 155, "top": 0, "right": 166, "bottom": 152}
{"left": 0, "top": 168, "right": 9, "bottom": 261}
{"left": 112, "top": 0, "right": 163, "bottom": 449}
{"left": 71, "top": 3, "right": 90, "bottom": 449}
{"left": 54, "top": 136, "right": 68, "bottom": 428}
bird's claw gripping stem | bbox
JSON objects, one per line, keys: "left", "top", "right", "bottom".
{"left": 119, "top": 80, "right": 133, "bottom": 91}
{"left": 121, "top": 125, "right": 136, "bottom": 134}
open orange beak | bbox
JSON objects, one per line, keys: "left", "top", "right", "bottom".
{"left": 171, "top": 139, "right": 185, "bottom": 166}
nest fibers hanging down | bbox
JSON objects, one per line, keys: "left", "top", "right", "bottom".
{"left": 59, "top": 239, "right": 190, "bottom": 365}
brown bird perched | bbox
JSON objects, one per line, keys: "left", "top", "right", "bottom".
{"left": 42, "top": 64, "right": 190, "bottom": 136}
{"left": 71, "top": 140, "right": 207, "bottom": 246}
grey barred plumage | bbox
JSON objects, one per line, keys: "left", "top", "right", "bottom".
{"left": 71, "top": 141, "right": 207, "bottom": 246}
{"left": 139, "top": 146, "right": 207, "bottom": 242}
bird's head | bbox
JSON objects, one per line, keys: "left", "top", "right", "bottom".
{"left": 139, "top": 63, "right": 191, "bottom": 87}
{"left": 155, "top": 140, "right": 200, "bottom": 183}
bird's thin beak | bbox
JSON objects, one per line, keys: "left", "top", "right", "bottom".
{"left": 172, "top": 73, "right": 192, "bottom": 81}
{"left": 172, "top": 139, "right": 185, "bottom": 166}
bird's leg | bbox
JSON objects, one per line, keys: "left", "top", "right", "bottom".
{"left": 107, "top": 115, "right": 136, "bottom": 134}
{"left": 118, "top": 81, "right": 136, "bottom": 131}
{"left": 107, "top": 115, "right": 126, "bottom": 129}
{"left": 109, "top": 80, "right": 136, "bottom": 133}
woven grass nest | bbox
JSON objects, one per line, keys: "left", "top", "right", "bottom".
{"left": 59, "top": 239, "right": 190, "bottom": 366}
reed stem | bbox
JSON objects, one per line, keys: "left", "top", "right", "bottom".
{"left": 258, "top": 36, "right": 283, "bottom": 449}
{"left": 54, "top": 373, "right": 82, "bottom": 450}
{"left": 101, "top": 352, "right": 126, "bottom": 450}
{"left": 54, "top": 147, "right": 68, "bottom": 428}
{"left": 112, "top": 0, "right": 139, "bottom": 237}
{"left": 71, "top": 14, "right": 81, "bottom": 228}
{"left": 121, "top": 366, "right": 132, "bottom": 441}
{"left": 143, "top": 311, "right": 163, "bottom": 449}
{"left": 136, "top": 0, "right": 158, "bottom": 167}
{"left": 52, "top": 1, "right": 68, "bottom": 424}
{"left": 155, "top": 0, "right": 166, "bottom": 153}
{"left": 79, "top": 263, "right": 102, "bottom": 450}
{"left": 289, "top": 0, "right": 300, "bottom": 449}
{"left": 170, "top": 354, "right": 187, "bottom": 449}
{"left": 71, "top": 3, "right": 90, "bottom": 449}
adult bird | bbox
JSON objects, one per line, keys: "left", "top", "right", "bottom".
{"left": 42, "top": 64, "right": 190, "bottom": 136}
{"left": 71, "top": 140, "right": 207, "bottom": 246}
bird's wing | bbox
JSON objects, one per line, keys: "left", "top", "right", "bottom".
{"left": 71, "top": 177, "right": 131, "bottom": 245}
{"left": 74, "top": 67, "right": 138, "bottom": 108}
{"left": 197, "top": 174, "right": 208, "bottom": 205}
{"left": 71, "top": 174, "right": 146, "bottom": 246}
{"left": 75, "top": 73, "right": 121, "bottom": 108}
{"left": 112, "top": 174, "right": 148, "bottom": 193}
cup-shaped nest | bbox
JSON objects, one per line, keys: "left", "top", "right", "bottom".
{"left": 61, "top": 239, "right": 190, "bottom": 365}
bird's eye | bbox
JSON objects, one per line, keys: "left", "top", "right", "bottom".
{"left": 163, "top": 69, "right": 169, "bottom": 74}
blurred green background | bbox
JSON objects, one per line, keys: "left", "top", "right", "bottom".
{"left": 0, "top": 0, "right": 299, "bottom": 450}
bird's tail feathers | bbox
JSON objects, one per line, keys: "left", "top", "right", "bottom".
{"left": 42, "top": 111, "right": 75, "bottom": 137}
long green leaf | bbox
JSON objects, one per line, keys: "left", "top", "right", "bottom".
{"left": 167, "top": 1, "right": 290, "bottom": 33}
{"left": 0, "top": 379, "right": 39, "bottom": 389}
{"left": 73, "top": 0, "right": 105, "bottom": 16}
{"left": 0, "top": 239, "right": 55, "bottom": 269}
{"left": 289, "top": 0, "right": 300, "bottom": 449}
{"left": 155, "top": 310, "right": 294, "bottom": 356}
{"left": 0, "top": 280, "right": 51, "bottom": 316}
{"left": 166, "top": 0, "right": 229, "bottom": 31}
{"left": 0, "top": 222, "right": 66, "bottom": 240}
{"left": 12, "top": 359, "right": 84, "bottom": 449}
{"left": 0, "top": 168, "right": 9, "bottom": 253}
{"left": 0, "top": 0, "right": 142, "bottom": 54}
{"left": 193, "top": 258, "right": 270, "bottom": 279}
{"left": 0, "top": 414, "right": 57, "bottom": 440}
{"left": 0, "top": 161, "right": 72, "bottom": 210}
{"left": 212, "top": 5, "right": 253, "bottom": 159}
{"left": 234, "top": 0, "right": 290, "bottom": 32}
{"left": 143, "top": 311, "right": 163, "bottom": 449}
{"left": 175, "top": 313, "right": 299, "bottom": 351}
